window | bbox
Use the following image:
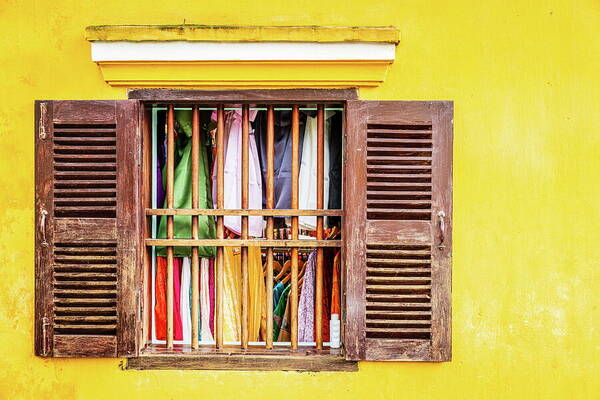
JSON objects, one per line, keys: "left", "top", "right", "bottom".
{"left": 34, "top": 90, "right": 452, "bottom": 369}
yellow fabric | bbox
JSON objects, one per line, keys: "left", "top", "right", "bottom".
{"left": 222, "top": 247, "right": 266, "bottom": 342}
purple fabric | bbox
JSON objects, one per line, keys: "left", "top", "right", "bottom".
{"left": 298, "top": 250, "right": 317, "bottom": 342}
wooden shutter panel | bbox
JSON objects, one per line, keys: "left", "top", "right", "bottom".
{"left": 35, "top": 100, "right": 141, "bottom": 357}
{"left": 344, "top": 101, "right": 452, "bottom": 361}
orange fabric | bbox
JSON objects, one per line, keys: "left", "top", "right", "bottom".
{"left": 154, "top": 256, "right": 183, "bottom": 340}
{"left": 331, "top": 251, "right": 341, "bottom": 316}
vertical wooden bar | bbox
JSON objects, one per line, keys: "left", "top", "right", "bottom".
{"left": 265, "top": 105, "right": 275, "bottom": 349}
{"left": 142, "top": 105, "right": 152, "bottom": 347}
{"left": 315, "top": 104, "right": 325, "bottom": 349}
{"left": 166, "top": 105, "right": 175, "bottom": 349}
{"left": 240, "top": 104, "right": 250, "bottom": 349}
{"left": 290, "top": 105, "right": 300, "bottom": 350}
{"left": 215, "top": 105, "right": 225, "bottom": 349}
{"left": 191, "top": 106, "right": 200, "bottom": 349}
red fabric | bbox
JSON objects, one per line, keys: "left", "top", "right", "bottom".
{"left": 331, "top": 250, "right": 341, "bottom": 315}
{"left": 154, "top": 256, "right": 183, "bottom": 340}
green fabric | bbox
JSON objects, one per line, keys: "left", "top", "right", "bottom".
{"left": 273, "top": 284, "right": 291, "bottom": 340}
{"left": 157, "top": 110, "right": 216, "bottom": 258}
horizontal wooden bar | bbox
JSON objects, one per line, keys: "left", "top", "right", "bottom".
{"left": 146, "top": 208, "right": 342, "bottom": 216}
{"left": 128, "top": 88, "right": 357, "bottom": 102}
{"left": 127, "top": 352, "right": 357, "bottom": 372}
{"left": 146, "top": 239, "right": 342, "bottom": 247}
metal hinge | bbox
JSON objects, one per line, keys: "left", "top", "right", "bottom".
{"left": 39, "top": 102, "right": 47, "bottom": 140}
{"left": 42, "top": 316, "right": 50, "bottom": 356}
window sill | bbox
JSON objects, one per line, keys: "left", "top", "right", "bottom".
{"left": 126, "top": 346, "right": 357, "bottom": 372}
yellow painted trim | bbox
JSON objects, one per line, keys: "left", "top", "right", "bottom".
{"left": 95, "top": 60, "right": 390, "bottom": 88}
{"left": 85, "top": 25, "right": 400, "bottom": 44}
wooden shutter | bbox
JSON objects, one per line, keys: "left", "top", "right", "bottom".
{"left": 35, "top": 100, "right": 141, "bottom": 357}
{"left": 343, "top": 101, "right": 452, "bottom": 361}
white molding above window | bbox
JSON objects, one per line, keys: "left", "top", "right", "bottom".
{"left": 86, "top": 25, "right": 400, "bottom": 88}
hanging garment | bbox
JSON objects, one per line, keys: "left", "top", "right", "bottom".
{"left": 298, "top": 114, "right": 331, "bottom": 230}
{"left": 180, "top": 258, "right": 192, "bottom": 343}
{"left": 157, "top": 110, "right": 216, "bottom": 258}
{"left": 154, "top": 256, "right": 183, "bottom": 341}
{"left": 298, "top": 250, "right": 316, "bottom": 342}
{"left": 155, "top": 110, "right": 167, "bottom": 210}
{"left": 200, "top": 258, "right": 214, "bottom": 342}
{"left": 212, "top": 109, "right": 263, "bottom": 237}
{"left": 272, "top": 281, "right": 285, "bottom": 311}
{"left": 273, "top": 284, "right": 291, "bottom": 341}
{"left": 222, "top": 246, "right": 267, "bottom": 342}
{"left": 253, "top": 110, "right": 307, "bottom": 210}
{"left": 209, "top": 258, "right": 215, "bottom": 337}
{"left": 278, "top": 296, "right": 292, "bottom": 342}
{"left": 314, "top": 249, "right": 334, "bottom": 341}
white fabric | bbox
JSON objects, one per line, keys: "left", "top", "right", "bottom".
{"left": 213, "top": 109, "right": 264, "bottom": 237}
{"left": 200, "top": 258, "right": 214, "bottom": 342}
{"left": 180, "top": 258, "right": 192, "bottom": 343}
{"left": 298, "top": 114, "right": 331, "bottom": 230}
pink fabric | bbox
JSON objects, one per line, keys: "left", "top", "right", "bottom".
{"left": 173, "top": 257, "right": 183, "bottom": 340}
{"left": 298, "top": 250, "right": 316, "bottom": 342}
{"left": 209, "top": 258, "right": 215, "bottom": 337}
{"left": 212, "top": 109, "right": 264, "bottom": 237}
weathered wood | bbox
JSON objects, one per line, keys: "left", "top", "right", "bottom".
{"left": 145, "top": 208, "right": 342, "bottom": 216}
{"left": 146, "top": 239, "right": 342, "bottom": 247}
{"left": 215, "top": 105, "right": 225, "bottom": 349}
{"left": 315, "top": 104, "right": 324, "bottom": 349}
{"left": 344, "top": 100, "right": 452, "bottom": 362}
{"left": 141, "top": 103, "right": 152, "bottom": 348}
{"left": 35, "top": 100, "right": 140, "bottom": 359}
{"left": 191, "top": 105, "right": 200, "bottom": 349}
{"left": 166, "top": 105, "right": 175, "bottom": 349}
{"left": 265, "top": 105, "right": 275, "bottom": 349}
{"left": 53, "top": 335, "right": 117, "bottom": 358}
{"left": 430, "top": 101, "right": 453, "bottom": 362}
{"left": 127, "top": 353, "right": 358, "bottom": 372}
{"left": 241, "top": 104, "right": 249, "bottom": 349}
{"left": 343, "top": 100, "right": 368, "bottom": 360}
{"left": 290, "top": 105, "right": 299, "bottom": 350}
{"left": 128, "top": 88, "right": 358, "bottom": 102}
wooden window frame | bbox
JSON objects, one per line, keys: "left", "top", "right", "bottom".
{"left": 34, "top": 89, "right": 451, "bottom": 371}
{"left": 129, "top": 88, "right": 357, "bottom": 371}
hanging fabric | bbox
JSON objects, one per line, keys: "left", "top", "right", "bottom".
{"left": 154, "top": 256, "right": 183, "bottom": 341}
{"left": 298, "top": 113, "right": 332, "bottom": 230}
{"left": 253, "top": 110, "right": 307, "bottom": 210}
{"left": 200, "top": 258, "right": 214, "bottom": 342}
{"left": 298, "top": 250, "right": 316, "bottom": 342}
{"left": 180, "top": 258, "right": 192, "bottom": 343}
{"left": 212, "top": 108, "right": 264, "bottom": 237}
{"left": 157, "top": 110, "right": 216, "bottom": 258}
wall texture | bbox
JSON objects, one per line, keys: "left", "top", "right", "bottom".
{"left": 0, "top": 1, "right": 598, "bottom": 399}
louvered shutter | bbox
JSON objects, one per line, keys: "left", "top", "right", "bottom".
{"left": 343, "top": 101, "right": 452, "bottom": 361}
{"left": 35, "top": 100, "right": 141, "bottom": 357}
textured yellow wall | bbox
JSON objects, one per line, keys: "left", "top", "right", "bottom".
{"left": 0, "top": 1, "right": 598, "bottom": 399}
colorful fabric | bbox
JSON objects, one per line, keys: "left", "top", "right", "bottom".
{"left": 298, "top": 250, "right": 316, "bottom": 342}
{"left": 272, "top": 281, "right": 285, "bottom": 311}
{"left": 155, "top": 256, "right": 183, "bottom": 341}
{"left": 331, "top": 251, "right": 341, "bottom": 316}
{"left": 273, "top": 284, "right": 291, "bottom": 341}
{"left": 200, "top": 258, "right": 213, "bottom": 342}
{"left": 157, "top": 110, "right": 216, "bottom": 258}
{"left": 222, "top": 246, "right": 267, "bottom": 342}
{"left": 180, "top": 257, "right": 192, "bottom": 343}
{"left": 212, "top": 109, "right": 264, "bottom": 237}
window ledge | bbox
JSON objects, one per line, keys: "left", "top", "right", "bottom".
{"left": 85, "top": 25, "right": 399, "bottom": 88}
{"left": 126, "top": 352, "right": 358, "bottom": 372}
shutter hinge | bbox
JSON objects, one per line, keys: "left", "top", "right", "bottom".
{"left": 42, "top": 316, "right": 50, "bottom": 356}
{"left": 39, "top": 102, "right": 48, "bottom": 140}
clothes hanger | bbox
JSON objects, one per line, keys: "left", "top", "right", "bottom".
{"left": 281, "top": 259, "right": 304, "bottom": 284}
{"left": 275, "top": 259, "right": 291, "bottom": 282}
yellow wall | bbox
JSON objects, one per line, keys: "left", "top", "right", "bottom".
{"left": 1, "top": 1, "right": 598, "bottom": 398}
